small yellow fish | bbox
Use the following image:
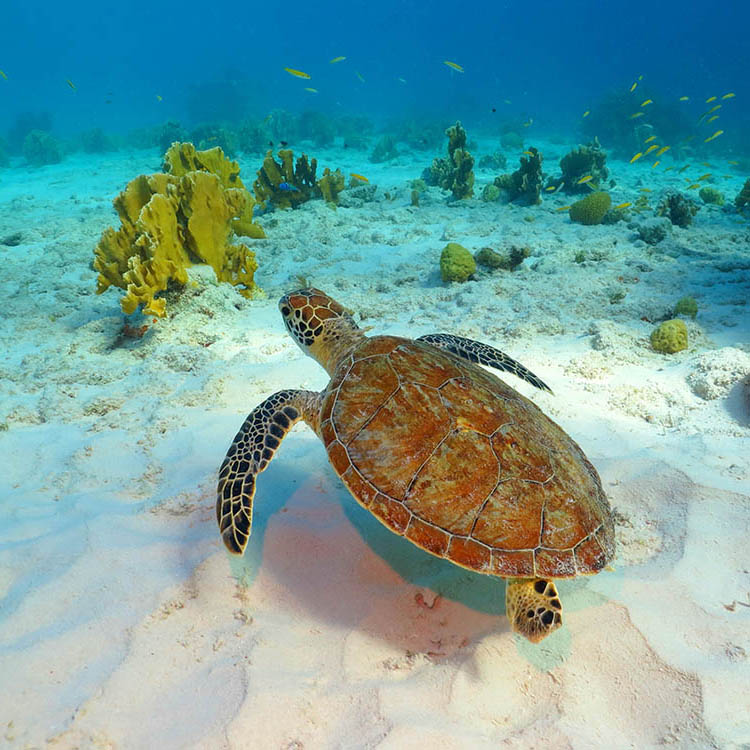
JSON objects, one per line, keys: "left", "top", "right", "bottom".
{"left": 640, "top": 188, "right": 652, "bottom": 193}
{"left": 664, "top": 166, "right": 674, "bottom": 171}
{"left": 651, "top": 160, "right": 660, "bottom": 168}
{"left": 722, "top": 92, "right": 736, "bottom": 99}
{"left": 728, "top": 160, "right": 739, "bottom": 166}
{"left": 444, "top": 60, "right": 464, "bottom": 73}
{"left": 679, "top": 96, "right": 689, "bottom": 101}
{"left": 641, "top": 99, "right": 653, "bottom": 107}
{"left": 630, "top": 112, "right": 645, "bottom": 119}
{"left": 704, "top": 130, "right": 724, "bottom": 142}
{"left": 577, "top": 175, "right": 594, "bottom": 184}
{"left": 678, "top": 164, "right": 691, "bottom": 173}
{"left": 697, "top": 173, "right": 712, "bottom": 181}
{"left": 155, "top": 94, "right": 162, "bottom": 101}
{"left": 687, "top": 183, "right": 700, "bottom": 189}
{"left": 644, "top": 144, "right": 659, "bottom": 155}
{"left": 0, "top": 70, "right": 7, "bottom": 80}
{"left": 284, "top": 67, "right": 311, "bottom": 79}
{"left": 656, "top": 146, "right": 671, "bottom": 156}
{"left": 630, "top": 152, "right": 644, "bottom": 163}
{"left": 556, "top": 205, "right": 572, "bottom": 211}
{"left": 707, "top": 115, "right": 720, "bottom": 123}
{"left": 630, "top": 82, "right": 637, "bottom": 92}
{"left": 706, "top": 96, "right": 717, "bottom": 103}
{"left": 644, "top": 135, "right": 657, "bottom": 143}
{"left": 350, "top": 173, "right": 369, "bottom": 183}
{"left": 355, "top": 71, "right": 365, "bottom": 83}
{"left": 263, "top": 113, "right": 273, "bottom": 123}
{"left": 304, "top": 87, "right": 318, "bottom": 93}
{"left": 615, "top": 202, "right": 632, "bottom": 209}
{"left": 330, "top": 56, "right": 346, "bottom": 64}
{"left": 638, "top": 75, "right": 644, "bottom": 80}
{"left": 583, "top": 110, "right": 590, "bottom": 118}
{"left": 707, "top": 104, "right": 722, "bottom": 113}
{"left": 545, "top": 185, "right": 557, "bottom": 192}
{"left": 66, "top": 79, "right": 76, "bottom": 90}
{"left": 522, "top": 118, "right": 533, "bottom": 127}
{"left": 701, "top": 162, "right": 712, "bottom": 167}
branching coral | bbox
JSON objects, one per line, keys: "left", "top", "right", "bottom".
{"left": 559, "top": 138, "right": 608, "bottom": 194}
{"left": 735, "top": 179, "right": 750, "bottom": 210}
{"left": 253, "top": 149, "right": 318, "bottom": 209}
{"left": 493, "top": 147, "right": 543, "bottom": 205}
{"left": 425, "top": 121, "right": 475, "bottom": 199}
{"left": 94, "top": 144, "right": 262, "bottom": 317}
{"left": 657, "top": 191, "right": 700, "bottom": 227}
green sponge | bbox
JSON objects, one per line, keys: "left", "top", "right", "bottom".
{"left": 569, "top": 191, "right": 611, "bottom": 225}
{"left": 440, "top": 242, "right": 476, "bottom": 282}
{"left": 650, "top": 319, "right": 688, "bottom": 354}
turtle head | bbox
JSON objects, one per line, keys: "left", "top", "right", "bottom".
{"left": 279, "top": 288, "right": 364, "bottom": 375}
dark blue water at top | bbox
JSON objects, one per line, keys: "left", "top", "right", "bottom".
{"left": 0, "top": 0, "right": 748, "bottom": 140}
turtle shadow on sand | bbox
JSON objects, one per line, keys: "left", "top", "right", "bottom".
{"left": 227, "top": 438, "right": 583, "bottom": 665}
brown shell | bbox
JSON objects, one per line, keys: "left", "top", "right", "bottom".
{"left": 320, "top": 336, "right": 615, "bottom": 579}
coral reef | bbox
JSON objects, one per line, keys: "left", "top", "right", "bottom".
{"left": 569, "top": 192, "right": 611, "bottom": 225}
{"left": 424, "top": 122, "right": 474, "bottom": 199}
{"left": 158, "top": 121, "right": 188, "bottom": 155}
{"left": 493, "top": 148, "right": 543, "bottom": 205}
{"left": 369, "top": 135, "right": 399, "bottom": 163}
{"left": 657, "top": 191, "right": 699, "bottom": 227}
{"left": 698, "top": 186, "right": 723, "bottom": 205}
{"left": 253, "top": 148, "right": 318, "bottom": 209}
{"left": 636, "top": 217, "right": 671, "bottom": 245}
{"left": 94, "top": 145, "right": 263, "bottom": 317}
{"left": 80, "top": 128, "right": 117, "bottom": 154}
{"left": 189, "top": 124, "right": 238, "bottom": 157}
{"left": 164, "top": 142, "right": 265, "bottom": 238}
{"left": 316, "top": 167, "right": 346, "bottom": 205}
{"left": 440, "top": 242, "right": 475, "bottom": 282}
{"left": 650, "top": 319, "right": 688, "bottom": 354}
{"left": 23, "top": 129, "right": 62, "bottom": 166}
{"left": 559, "top": 138, "right": 608, "bottom": 194}
{"left": 481, "top": 184, "right": 501, "bottom": 202}
{"left": 735, "top": 179, "right": 750, "bottom": 210}
{"left": 674, "top": 296, "right": 698, "bottom": 319}
{"left": 475, "top": 245, "right": 529, "bottom": 270}
{"left": 7, "top": 111, "right": 52, "bottom": 153}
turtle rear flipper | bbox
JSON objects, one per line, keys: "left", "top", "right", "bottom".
{"left": 217, "top": 389, "right": 321, "bottom": 555}
{"left": 505, "top": 578, "right": 563, "bottom": 643}
{"left": 417, "top": 333, "right": 553, "bottom": 393}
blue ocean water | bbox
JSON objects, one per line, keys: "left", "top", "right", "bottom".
{"left": 1, "top": 0, "right": 748, "bottom": 144}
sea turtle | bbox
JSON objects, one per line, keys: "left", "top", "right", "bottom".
{"left": 217, "top": 288, "right": 615, "bottom": 643}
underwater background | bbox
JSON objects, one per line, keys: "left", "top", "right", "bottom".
{"left": 2, "top": 0, "right": 749, "bottom": 145}
{"left": 1, "top": 0, "right": 749, "bottom": 748}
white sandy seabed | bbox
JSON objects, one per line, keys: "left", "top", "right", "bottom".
{"left": 0, "top": 140, "right": 749, "bottom": 749}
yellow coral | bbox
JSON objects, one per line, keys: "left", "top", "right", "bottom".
{"left": 253, "top": 149, "right": 318, "bottom": 209}
{"left": 317, "top": 167, "right": 345, "bottom": 204}
{"left": 163, "top": 141, "right": 265, "bottom": 240}
{"left": 94, "top": 162, "right": 261, "bottom": 317}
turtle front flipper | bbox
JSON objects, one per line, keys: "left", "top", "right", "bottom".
{"left": 417, "top": 333, "right": 553, "bottom": 393}
{"left": 505, "top": 578, "right": 563, "bottom": 643}
{"left": 217, "top": 389, "right": 321, "bottom": 555}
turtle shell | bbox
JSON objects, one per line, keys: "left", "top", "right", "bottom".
{"left": 319, "top": 336, "right": 615, "bottom": 579}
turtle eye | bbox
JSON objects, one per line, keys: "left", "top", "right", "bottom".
{"left": 280, "top": 305, "right": 291, "bottom": 317}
